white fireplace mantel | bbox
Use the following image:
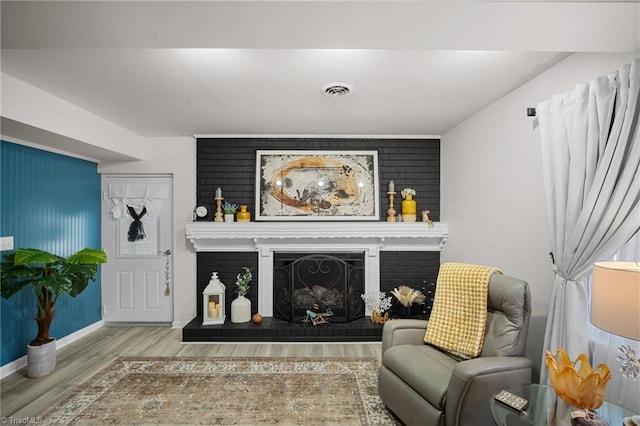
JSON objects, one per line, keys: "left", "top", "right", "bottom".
{"left": 186, "top": 222, "right": 448, "bottom": 316}
{"left": 186, "top": 222, "right": 448, "bottom": 252}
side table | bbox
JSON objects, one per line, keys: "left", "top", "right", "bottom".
{"left": 491, "top": 384, "right": 637, "bottom": 426}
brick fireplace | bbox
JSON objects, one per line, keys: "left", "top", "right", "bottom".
{"left": 183, "top": 222, "right": 447, "bottom": 342}
{"left": 187, "top": 138, "right": 443, "bottom": 341}
{"left": 187, "top": 222, "right": 447, "bottom": 315}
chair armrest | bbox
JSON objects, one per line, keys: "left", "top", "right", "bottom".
{"left": 451, "top": 356, "right": 532, "bottom": 383}
{"left": 381, "top": 319, "right": 429, "bottom": 355}
{"left": 445, "top": 356, "right": 532, "bottom": 426}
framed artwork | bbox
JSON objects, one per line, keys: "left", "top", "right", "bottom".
{"left": 255, "top": 150, "right": 379, "bottom": 221}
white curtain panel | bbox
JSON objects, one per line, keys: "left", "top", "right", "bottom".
{"left": 537, "top": 58, "right": 640, "bottom": 384}
{"left": 108, "top": 184, "right": 169, "bottom": 219}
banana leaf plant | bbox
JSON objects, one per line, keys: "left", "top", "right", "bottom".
{"left": 1, "top": 248, "right": 107, "bottom": 346}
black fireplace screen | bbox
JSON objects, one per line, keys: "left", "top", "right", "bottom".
{"left": 273, "top": 253, "right": 365, "bottom": 323}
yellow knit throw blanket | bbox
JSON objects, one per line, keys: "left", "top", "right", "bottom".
{"left": 424, "top": 263, "right": 502, "bottom": 359}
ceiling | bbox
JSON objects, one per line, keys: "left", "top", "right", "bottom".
{"left": 1, "top": 1, "right": 638, "bottom": 140}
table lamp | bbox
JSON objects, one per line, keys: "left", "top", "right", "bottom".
{"left": 591, "top": 261, "right": 640, "bottom": 426}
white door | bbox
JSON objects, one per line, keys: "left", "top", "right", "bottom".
{"left": 102, "top": 175, "right": 173, "bottom": 323}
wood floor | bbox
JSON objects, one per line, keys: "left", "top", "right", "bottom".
{"left": 0, "top": 326, "right": 383, "bottom": 420}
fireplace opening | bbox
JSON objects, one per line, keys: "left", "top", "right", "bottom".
{"left": 273, "top": 252, "right": 365, "bottom": 323}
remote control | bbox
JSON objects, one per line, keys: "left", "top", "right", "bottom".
{"left": 494, "top": 390, "right": 529, "bottom": 412}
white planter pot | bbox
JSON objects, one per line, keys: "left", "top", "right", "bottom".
{"left": 224, "top": 214, "right": 235, "bottom": 222}
{"left": 231, "top": 295, "right": 251, "bottom": 323}
{"left": 27, "top": 339, "right": 56, "bottom": 378}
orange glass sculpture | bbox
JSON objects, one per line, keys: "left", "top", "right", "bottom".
{"left": 545, "top": 349, "right": 612, "bottom": 410}
{"left": 371, "top": 310, "right": 389, "bottom": 324}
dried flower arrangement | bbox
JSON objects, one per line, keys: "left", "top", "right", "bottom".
{"left": 401, "top": 188, "right": 416, "bottom": 199}
{"left": 235, "top": 266, "right": 252, "bottom": 297}
{"left": 391, "top": 286, "right": 426, "bottom": 307}
{"left": 361, "top": 292, "right": 393, "bottom": 313}
{"left": 361, "top": 292, "right": 393, "bottom": 324}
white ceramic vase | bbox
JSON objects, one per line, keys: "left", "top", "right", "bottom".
{"left": 231, "top": 295, "right": 251, "bottom": 323}
{"left": 224, "top": 214, "right": 235, "bottom": 222}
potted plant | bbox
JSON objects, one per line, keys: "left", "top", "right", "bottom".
{"left": 222, "top": 202, "right": 238, "bottom": 222}
{"left": 230, "top": 266, "right": 252, "bottom": 323}
{"left": 1, "top": 247, "right": 107, "bottom": 377}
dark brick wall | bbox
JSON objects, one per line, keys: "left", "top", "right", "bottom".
{"left": 196, "top": 137, "right": 441, "bottom": 318}
{"left": 380, "top": 251, "right": 440, "bottom": 319}
{"left": 196, "top": 138, "right": 440, "bottom": 221}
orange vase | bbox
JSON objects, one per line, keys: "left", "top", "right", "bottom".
{"left": 401, "top": 194, "right": 417, "bottom": 222}
{"left": 236, "top": 205, "right": 251, "bottom": 222}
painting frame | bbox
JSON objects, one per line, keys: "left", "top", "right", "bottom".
{"left": 255, "top": 150, "right": 380, "bottom": 221}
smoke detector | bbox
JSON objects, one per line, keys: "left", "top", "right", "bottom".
{"left": 322, "top": 82, "right": 354, "bottom": 97}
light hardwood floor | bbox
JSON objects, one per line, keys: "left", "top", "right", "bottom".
{"left": 1, "top": 326, "right": 383, "bottom": 420}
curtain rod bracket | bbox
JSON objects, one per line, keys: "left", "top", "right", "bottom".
{"left": 527, "top": 107, "right": 537, "bottom": 117}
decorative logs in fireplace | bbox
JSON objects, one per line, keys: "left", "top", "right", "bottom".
{"left": 273, "top": 253, "right": 365, "bottom": 323}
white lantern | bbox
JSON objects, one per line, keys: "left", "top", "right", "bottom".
{"left": 202, "top": 272, "right": 226, "bottom": 325}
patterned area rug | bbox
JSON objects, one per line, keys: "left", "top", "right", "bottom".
{"left": 41, "top": 357, "right": 401, "bottom": 425}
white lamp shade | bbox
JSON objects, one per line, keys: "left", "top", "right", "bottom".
{"left": 591, "top": 261, "right": 640, "bottom": 341}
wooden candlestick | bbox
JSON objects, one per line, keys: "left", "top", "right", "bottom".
{"left": 214, "top": 197, "right": 224, "bottom": 222}
{"left": 386, "top": 192, "right": 397, "bottom": 222}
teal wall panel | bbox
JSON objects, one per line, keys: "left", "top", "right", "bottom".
{"left": 1, "top": 141, "right": 102, "bottom": 366}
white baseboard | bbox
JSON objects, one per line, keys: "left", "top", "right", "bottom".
{"left": 172, "top": 320, "right": 189, "bottom": 328}
{"left": 0, "top": 320, "right": 105, "bottom": 379}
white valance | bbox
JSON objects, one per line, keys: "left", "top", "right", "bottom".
{"left": 108, "top": 184, "right": 169, "bottom": 219}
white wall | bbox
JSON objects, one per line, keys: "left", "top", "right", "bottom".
{"left": 441, "top": 52, "right": 639, "bottom": 381}
{"left": 1, "top": 72, "right": 144, "bottom": 161}
{"left": 98, "top": 138, "right": 197, "bottom": 327}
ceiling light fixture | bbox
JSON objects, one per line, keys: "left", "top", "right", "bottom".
{"left": 322, "top": 82, "right": 354, "bottom": 97}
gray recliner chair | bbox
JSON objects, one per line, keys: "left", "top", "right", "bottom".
{"left": 378, "top": 273, "right": 532, "bottom": 426}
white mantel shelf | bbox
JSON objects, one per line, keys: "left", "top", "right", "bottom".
{"left": 186, "top": 222, "right": 448, "bottom": 253}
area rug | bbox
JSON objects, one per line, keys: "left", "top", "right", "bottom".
{"left": 41, "top": 357, "right": 401, "bottom": 425}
